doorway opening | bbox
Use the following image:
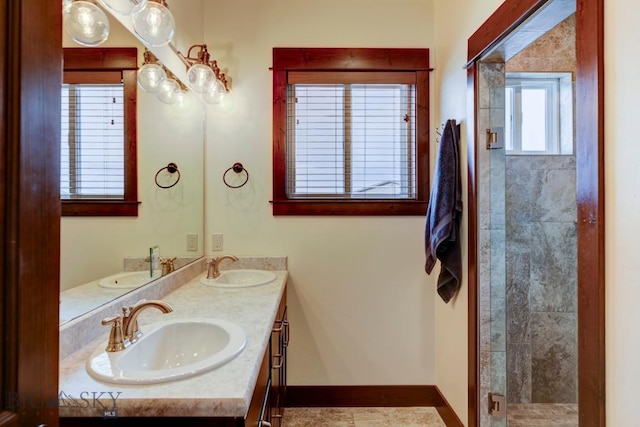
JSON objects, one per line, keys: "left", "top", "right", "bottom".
{"left": 466, "top": 0, "right": 604, "bottom": 426}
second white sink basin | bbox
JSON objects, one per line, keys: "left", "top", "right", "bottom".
{"left": 98, "top": 271, "right": 159, "bottom": 289}
{"left": 86, "top": 318, "right": 246, "bottom": 385}
{"left": 200, "top": 269, "right": 277, "bottom": 288}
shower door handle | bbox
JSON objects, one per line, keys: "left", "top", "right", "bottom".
{"left": 489, "top": 393, "right": 506, "bottom": 418}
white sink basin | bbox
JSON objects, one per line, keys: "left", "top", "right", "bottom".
{"left": 86, "top": 318, "right": 246, "bottom": 384}
{"left": 199, "top": 269, "right": 277, "bottom": 288}
{"left": 98, "top": 271, "right": 160, "bottom": 289}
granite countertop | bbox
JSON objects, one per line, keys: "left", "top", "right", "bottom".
{"left": 58, "top": 269, "right": 288, "bottom": 418}
{"left": 59, "top": 272, "right": 161, "bottom": 325}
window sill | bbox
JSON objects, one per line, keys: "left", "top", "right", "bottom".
{"left": 61, "top": 200, "right": 140, "bottom": 217}
{"left": 271, "top": 199, "right": 427, "bottom": 216}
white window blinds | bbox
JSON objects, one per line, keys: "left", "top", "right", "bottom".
{"left": 286, "top": 72, "right": 416, "bottom": 199}
{"left": 61, "top": 81, "right": 125, "bottom": 199}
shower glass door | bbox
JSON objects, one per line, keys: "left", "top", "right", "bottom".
{"left": 477, "top": 61, "right": 508, "bottom": 427}
{"left": 478, "top": 48, "right": 578, "bottom": 427}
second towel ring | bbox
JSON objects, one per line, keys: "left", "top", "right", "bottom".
{"left": 223, "top": 162, "right": 249, "bottom": 188}
{"left": 155, "top": 162, "right": 181, "bottom": 189}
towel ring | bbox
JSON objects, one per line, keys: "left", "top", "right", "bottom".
{"left": 155, "top": 162, "right": 181, "bottom": 189}
{"left": 223, "top": 162, "right": 249, "bottom": 189}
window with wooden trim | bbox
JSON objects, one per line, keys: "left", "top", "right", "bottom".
{"left": 272, "top": 48, "right": 430, "bottom": 215}
{"left": 505, "top": 72, "right": 574, "bottom": 155}
{"left": 62, "top": 47, "right": 138, "bottom": 216}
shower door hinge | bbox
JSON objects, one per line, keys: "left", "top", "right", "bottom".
{"left": 486, "top": 127, "right": 504, "bottom": 149}
{"left": 488, "top": 393, "right": 506, "bottom": 418}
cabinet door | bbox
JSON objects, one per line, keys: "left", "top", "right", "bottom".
{"left": 246, "top": 350, "right": 271, "bottom": 427}
{"left": 270, "top": 298, "right": 288, "bottom": 427}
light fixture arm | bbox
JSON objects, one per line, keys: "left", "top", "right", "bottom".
{"left": 149, "top": 0, "right": 169, "bottom": 7}
{"left": 177, "top": 44, "right": 231, "bottom": 92}
{"left": 142, "top": 48, "right": 161, "bottom": 66}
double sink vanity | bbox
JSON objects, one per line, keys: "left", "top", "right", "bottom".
{"left": 59, "top": 256, "right": 288, "bottom": 427}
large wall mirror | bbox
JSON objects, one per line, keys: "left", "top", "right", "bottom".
{"left": 59, "top": 0, "right": 206, "bottom": 325}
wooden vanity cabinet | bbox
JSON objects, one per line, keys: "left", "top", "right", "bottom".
{"left": 269, "top": 293, "right": 288, "bottom": 427}
{"left": 249, "top": 285, "right": 289, "bottom": 427}
{"left": 245, "top": 349, "right": 271, "bottom": 427}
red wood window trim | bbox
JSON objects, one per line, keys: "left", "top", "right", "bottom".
{"left": 272, "top": 48, "right": 431, "bottom": 216}
{"left": 61, "top": 47, "right": 139, "bottom": 217}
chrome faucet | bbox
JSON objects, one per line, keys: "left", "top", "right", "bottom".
{"left": 206, "top": 255, "right": 238, "bottom": 279}
{"left": 101, "top": 299, "right": 174, "bottom": 352}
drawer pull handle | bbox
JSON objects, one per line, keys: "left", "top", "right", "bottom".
{"left": 273, "top": 354, "right": 283, "bottom": 369}
{"left": 260, "top": 421, "right": 272, "bottom": 427}
{"left": 283, "top": 320, "right": 290, "bottom": 347}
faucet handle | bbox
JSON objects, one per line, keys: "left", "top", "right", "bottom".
{"left": 101, "top": 315, "right": 128, "bottom": 352}
{"left": 122, "top": 304, "right": 143, "bottom": 341}
{"left": 160, "top": 257, "right": 177, "bottom": 275}
{"left": 101, "top": 314, "right": 121, "bottom": 326}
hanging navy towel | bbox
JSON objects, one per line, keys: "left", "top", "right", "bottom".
{"left": 425, "top": 119, "right": 462, "bottom": 303}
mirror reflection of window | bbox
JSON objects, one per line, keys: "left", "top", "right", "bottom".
{"left": 61, "top": 82, "right": 125, "bottom": 199}
{"left": 61, "top": 47, "right": 139, "bottom": 216}
{"left": 505, "top": 72, "right": 573, "bottom": 155}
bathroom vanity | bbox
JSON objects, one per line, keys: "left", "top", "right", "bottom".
{"left": 58, "top": 259, "right": 288, "bottom": 427}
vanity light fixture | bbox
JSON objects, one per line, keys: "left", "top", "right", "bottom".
{"left": 137, "top": 49, "right": 192, "bottom": 110}
{"left": 138, "top": 49, "right": 167, "bottom": 93}
{"left": 156, "top": 71, "right": 180, "bottom": 105}
{"left": 177, "top": 44, "right": 231, "bottom": 104}
{"left": 132, "top": 0, "right": 176, "bottom": 47}
{"left": 98, "top": 0, "right": 147, "bottom": 15}
{"left": 173, "top": 81, "right": 193, "bottom": 113}
{"left": 63, "top": 0, "right": 110, "bottom": 47}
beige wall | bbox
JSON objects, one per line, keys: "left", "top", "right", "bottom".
{"left": 604, "top": 0, "right": 640, "bottom": 424}
{"left": 202, "top": 0, "right": 438, "bottom": 385}
{"left": 433, "top": 0, "right": 503, "bottom": 423}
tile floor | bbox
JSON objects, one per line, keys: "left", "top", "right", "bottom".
{"left": 283, "top": 407, "right": 446, "bottom": 427}
{"left": 283, "top": 403, "right": 578, "bottom": 426}
{"left": 507, "top": 403, "right": 578, "bottom": 427}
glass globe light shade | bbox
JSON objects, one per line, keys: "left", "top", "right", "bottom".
{"left": 186, "top": 64, "right": 215, "bottom": 93}
{"left": 156, "top": 78, "right": 180, "bottom": 104}
{"left": 203, "top": 79, "right": 227, "bottom": 105}
{"left": 132, "top": 2, "right": 175, "bottom": 47}
{"left": 137, "top": 63, "right": 167, "bottom": 93}
{"left": 174, "top": 90, "right": 193, "bottom": 113}
{"left": 216, "top": 92, "right": 236, "bottom": 113}
{"left": 63, "top": 1, "right": 110, "bottom": 47}
{"left": 98, "top": 0, "right": 148, "bottom": 15}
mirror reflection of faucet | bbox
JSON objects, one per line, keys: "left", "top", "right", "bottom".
{"left": 160, "top": 257, "right": 177, "bottom": 276}
{"left": 206, "top": 255, "right": 239, "bottom": 279}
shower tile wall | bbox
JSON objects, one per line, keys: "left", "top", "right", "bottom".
{"left": 504, "top": 13, "right": 578, "bottom": 406}
{"left": 505, "top": 156, "right": 577, "bottom": 404}
{"left": 505, "top": 14, "right": 576, "bottom": 75}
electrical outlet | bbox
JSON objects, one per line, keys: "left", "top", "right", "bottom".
{"left": 212, "top": 233, "right": 223, "bottom": 251}
{"left": 186, "top": 233, "right": 198, "bottom": 251}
